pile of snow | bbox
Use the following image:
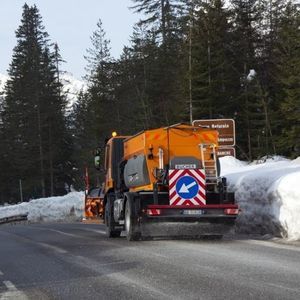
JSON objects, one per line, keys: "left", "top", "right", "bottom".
{"left": 0, "top": 192, "right": 84, "bottom": 223}
{"left": 1, "top": 157, "right": 300, "bottom": 241}
{"left": 219, "top": 156, "right": 248, "bottom": 174}
{"left": 247, "top": 69, "right": 256, "bottom": 81}
{"left": 220, "top": 156, "right": 300, "bottom": 240}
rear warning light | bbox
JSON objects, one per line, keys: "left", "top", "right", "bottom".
{"left": 224, "top": 208, "right": 239, "bottom": 215}
{"left": 147, "top": 209, "right": 161, "bottom": 216}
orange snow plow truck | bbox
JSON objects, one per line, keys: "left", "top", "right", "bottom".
{"left": 95, "top": 124, "right": 239, "bottom": 241}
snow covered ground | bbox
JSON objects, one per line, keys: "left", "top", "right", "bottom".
{"left": 0, "top": 156, "right": 300, "bottom": 241}
{"left": 221, "top": 156, "right": 300, "bottom": 241}
{"left": 0, "top": 192, "right": 84, "bottom": 223}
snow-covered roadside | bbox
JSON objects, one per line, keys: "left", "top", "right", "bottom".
{"left": 0, "top": 192, "right": 84, "bottom": 223}
{"left": 1, "top": 157, "right": 300, "bottom": 241}
{"left": 221, "top": 156, "right": 300, "bottom": 241}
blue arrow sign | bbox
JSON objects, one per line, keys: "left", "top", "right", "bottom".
{"left": 176, "top": 176, "right": 199, "bottom": 199}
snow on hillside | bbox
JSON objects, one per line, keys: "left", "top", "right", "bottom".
{"left": 0, "top": 72, "right": 86, "bottom": 109}
{"left": 60, "top": 72, "right": 87, "bottom": 108}
{"left": 0, "top": 192, "right": 84, "bottom": 222}
{"left": 221, "top": 156, "right": 300, "bottom": 240}
{"left": 0, "top": 73, "right": 9, "bottom": 94}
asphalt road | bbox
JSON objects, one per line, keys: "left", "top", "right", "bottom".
{"left": 0, "top": 223, "right": 300, "bottom": 300}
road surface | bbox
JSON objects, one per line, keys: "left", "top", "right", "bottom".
{"left": 0, "top": 223, "right": 300, "bottom": 299}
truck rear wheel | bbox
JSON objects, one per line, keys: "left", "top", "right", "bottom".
{"left": 125, "top": 199, "right": 140, "bottom": 241}
{"left": 105, "top": 196, "right": 121, "bottom": 238}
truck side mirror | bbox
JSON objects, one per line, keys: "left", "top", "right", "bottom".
{"left": 94, "top": 148, "right": 101, "bottom": 170}
{"left": 94, "top": 155, "right": 101, "bottom": 170}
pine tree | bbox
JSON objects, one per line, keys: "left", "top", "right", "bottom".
{"left": 189, "top": 0, "right": 236, "bottom": 120}
{"left": 1, "top": 4, "right": 70, "bottom": 202}
{"left": 42, "top": 46, "right": 72, "bottom": 196}
{"left": 70, "top": 91, "right": 98, "bottom": 189}
{"left": 115, "top": 25, "right": 158, "bottom": 131}
{"left": 131, "top": 0, "right": 187, "bottom": 125}
{"left": 71, "top": 20, "right": 116, "bottom": 188}
{"left": 275, "top": 1, "right": 300, "bottom": 157}
{"left": 229, "top": 0, "right": 263, "bottom": 159}
{"left": 131, "top": 0, "right": 184, "bottom": 45}
{"left": 255, "top": 0, "right": 289, "bottom": 156}
{"left": 85, "top": 20, "right": 116, "bottom": 136}
{"left": 0, "top": 90, "right": 10, "bottom": 204}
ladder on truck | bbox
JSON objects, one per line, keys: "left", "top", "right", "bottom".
{"left": 199, "top": 144, "right": 218, "bottom": 185}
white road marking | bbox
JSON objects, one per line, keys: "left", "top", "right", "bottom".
{"left": 241, "top": 239, "right": 300, "bottom": 252}
{"left": 32, "top": 226, "right": 82, "bottom": 238}
{"left": 35, "top": 226, "right": 107, "bottom": 238}
{"left": 75, "top": 255, "right": 126, "bottom": 266}
{"left": 89, "top": 229, "right": 106, "bottom": 235}
{"left": 78, "top": 227, "right": 106, "bottom": 235}
{"left": 38, "top": 242, "right": 68, "bottom": 254}
{"left": 71, "top": 255, "right": 174, "bottom": 299}
{"left": 3, "top": 281, "right": 17, "bottom": 291}
{"left": 265, "top": 281, "right": 300, "bottom": 293}
{"left": 0, "top": 270, "right": 3, "bottom": 276}
{"left": 45, "top": 228, "right": 80, "bottom": 238}
{"left": 0, "top": 281, "right": 28, "bottom": 300}
{"left": 106, "top": 272, "right": 174, "bottom": 299}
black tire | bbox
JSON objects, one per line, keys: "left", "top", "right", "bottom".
{"left": 105, "top": 195, "right": 121, "bottom": 238}
{"left": 125, "top": 199, "right": 140, "bottom": 241}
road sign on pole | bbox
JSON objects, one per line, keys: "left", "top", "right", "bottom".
{"left": 193, "top": 119, "right": 236, "bottom": 147}
{"left": 216, "top": 147, "right": 236, "bottom": 158}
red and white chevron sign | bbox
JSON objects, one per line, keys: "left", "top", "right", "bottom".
{"left": 169, "top": 169, "right": 206, "bottom": 206}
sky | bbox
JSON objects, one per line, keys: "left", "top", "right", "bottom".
{"left": 0, "top": 0, "right": 140, "bottom": 79}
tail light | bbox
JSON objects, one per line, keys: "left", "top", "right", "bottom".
{"left": 147, "top": 209, "right": 161, "bottom": 216}
{"left": 224, "top": 208, "right": 239, "bottom": 215}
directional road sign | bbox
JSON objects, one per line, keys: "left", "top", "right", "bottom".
{"left": 193, "top": 119, "right": 236, "bottom": 146}
{"left": 216, "top": 147, "right": 236, "bottom": 158}
{"left": 169, "top": 169, "right": 206, "bottom": 206}
{"left": 176, "top": 176, "right": 199, "bottom": 199}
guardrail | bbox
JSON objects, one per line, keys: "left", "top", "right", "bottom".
{"left": 0, "top": 214, "right": 28, "bottom": 225}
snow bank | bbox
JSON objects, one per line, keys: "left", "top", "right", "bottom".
{"left": 220, "top": 156, "right": 300, "bottom": 240}
{"left": 0, "top": 192, "right": 84, "bottom": 223}
{"left": 1, "top": 157, "right": 300, "bottom": 241}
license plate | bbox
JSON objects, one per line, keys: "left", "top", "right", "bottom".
{"left": 183, "top": 209, "right": 204, "bottom": 215}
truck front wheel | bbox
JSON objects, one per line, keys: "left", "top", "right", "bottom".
{"left": 105, "top": 196, "right": 121, "bottom": 238}
{"left": 125, "top": 199, "right": 140, "bottom": 241}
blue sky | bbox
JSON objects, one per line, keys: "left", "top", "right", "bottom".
{"left": 0, "top": 0, "right": 140, "bottom": 78}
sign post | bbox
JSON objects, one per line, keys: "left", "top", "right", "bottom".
{"left": 193, "top": 119, "right": 236, "bottom": 157}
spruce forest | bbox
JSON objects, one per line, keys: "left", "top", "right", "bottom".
{"left": 0, "top": 0, "right": 299, "bottom": 204}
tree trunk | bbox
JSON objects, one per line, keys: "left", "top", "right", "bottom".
{"left": 189, "top": 3, "right": 193, "bottom": 124}
{"left": 244, "top": 63, "right": 252, "bottom": 160}
{"left": 37, "top": 101, "right": 46, "bottom": 197}
{"left": 208, "top": 40, "right": 212, "bottom": 118}
{"left": 161, "top": 0, "right": 166, "bottom": 44}
{"left": 49, "top": 124, "right": 54, "bottom": 196}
